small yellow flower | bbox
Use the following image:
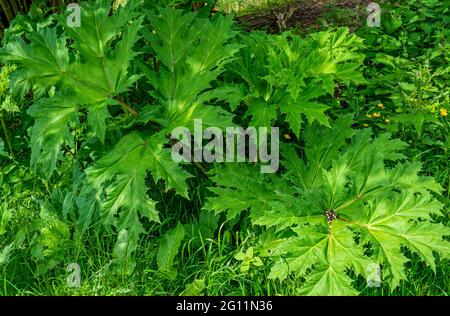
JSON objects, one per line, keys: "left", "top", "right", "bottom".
{"left": 385, "top": 118, "right": 390, "bottom": 123}
{"left": 373, "top": 112, "right": 381, "bottom": 118}
{"left": 366, "top": 114, "right": 372, "bottom": 119}
{"left": 284, "top": 133, "right": 292, "bottom": 140}
{"left": 440, "top": 108, "right": 448, "bottom": 117}
{"left": 377, "top": 103, "right": 385, "bottom": 109}
{"left": 363, "top": 123, "right": 370, "bottom": 128}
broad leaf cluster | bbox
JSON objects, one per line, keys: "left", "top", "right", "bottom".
{"left": 205, "top": 115, "right": 449, "bottom": 295}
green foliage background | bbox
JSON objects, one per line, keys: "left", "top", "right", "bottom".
{"left": 0, "top": 0, "right": 449, "bottom": 296}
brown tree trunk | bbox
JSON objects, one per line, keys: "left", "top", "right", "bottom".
{"left": 10, "top": 0, "right": 20, "bottom": 15}
{"left": 0, "top": 20, "right": 5, "bottom": 39}
{"left": 0, "top": 0, "right": 15, "bottom": 22}
{"left": 23, "top": 0, "right": 29, "bottom": 12}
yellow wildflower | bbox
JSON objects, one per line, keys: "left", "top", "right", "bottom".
{"left": 440, "top": 108, "right": 448, "bottom": 117}
{"left": 373, "top": 112, "right": 381, "bottom": 118}
{"left": 366, "top": 114, "right": 372, "bottom": 118}
{"left": 284, "top": 133, "right": 292, "bottom": 140}
{"left": 363, "top": 123, "right": 369, "bottom": 128}
{"left": 377, "top": 103, "right": 385, "bottom": 109}
{"left": 385, "top": 118, "right": 390, "bottom": 123}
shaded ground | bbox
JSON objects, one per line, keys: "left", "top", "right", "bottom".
{"left": 235, "top": 0, "right": 373, "bottom": 33}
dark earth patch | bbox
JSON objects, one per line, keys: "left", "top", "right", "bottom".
{"left": 235, "top": 0, "right": 374, "bottom": 33}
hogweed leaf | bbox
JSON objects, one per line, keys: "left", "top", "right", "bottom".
{"left": 157, "top": 222, "right": 185, "bottom": 281}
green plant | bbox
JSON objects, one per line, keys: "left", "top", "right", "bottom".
{"left": 234, "top": 246, "right": 263, "bottom": 273}
{"left": 0, "top": 64, "right": 18, "bottom": 158}
{"left": 0, "top": 1, "right": 242, "bottom": 270}
{"left": 223, "top": 28, "right": 366, "bottom": 136}
{"left": 205, "top": 115, "right": 450, "bottom": 295}
{"left": 0, "top": 0, "right": 449, "bottom": 297}
{"left": 355, "top": 0, "right": 449, "bottom": 120}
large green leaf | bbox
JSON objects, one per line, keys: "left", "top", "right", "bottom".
{"left": 206, "top": 117, "right": 450, "bottom": 295}
{"left": 0, "top": 0, "right": 143, "bottom": 177}
{"left": 157, "top": 222, "right": 186, "bottom": 281}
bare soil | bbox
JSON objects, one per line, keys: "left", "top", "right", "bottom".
{"left": 235, "top": 0, "right": 373, "bottom": 33}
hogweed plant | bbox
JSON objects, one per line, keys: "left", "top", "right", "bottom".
{"left": 0, "top": 0, "right": 448, "bottom": 295}
{"left": 171, "top": 119, "right": 280, "bottom": 173}
{"left": 205, "top": 115, "right": 450, "bottom": 295}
